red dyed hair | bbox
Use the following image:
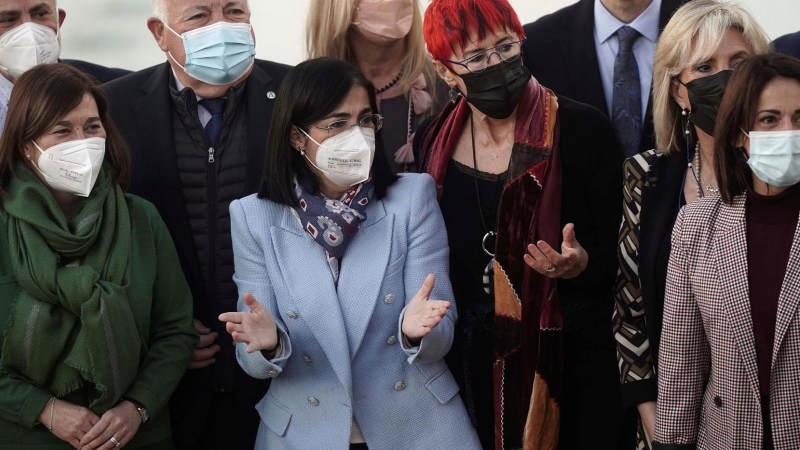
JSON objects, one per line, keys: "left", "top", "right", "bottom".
{"left": 423, "top": 0, "right": 525, "bottom": 62}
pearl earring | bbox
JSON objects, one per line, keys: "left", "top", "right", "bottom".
{"left": 26, "top": 154, "right": 31, "bottom": 159}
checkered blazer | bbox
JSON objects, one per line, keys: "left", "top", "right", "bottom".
{"left": 654, "top": 194, "right": 800, "bottom": 450}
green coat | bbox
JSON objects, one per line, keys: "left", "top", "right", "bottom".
{"left": 0, "top": 195, "right": 197, "bottom": 449}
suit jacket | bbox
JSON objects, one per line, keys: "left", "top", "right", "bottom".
{"left": 613, "top": 150, "right": 685, "bottom": 408}
{"left": 232, "top": 174, "right": 482, "bottom": 450}
{"left": 774, "top": 31, "right": 800, "bottom": 60}
{"left": 62, "top": 59, "right": 130, "bottom": 84}
{"left": 522, "top": 0, "right": 685, "bottom": 153}
{"left": 654, "top": 194, "right": 800, "bottom": 450}
{"left": 103, "top": 60, "right": 292, "bottom": 449}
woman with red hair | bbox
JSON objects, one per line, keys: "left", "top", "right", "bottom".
{"left": 415, "top": 0, "right": 629, "bottom": 448}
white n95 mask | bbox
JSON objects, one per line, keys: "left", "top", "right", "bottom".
{"left": 0, "top": 22, "right": 60, "bottom": 79}
{"left": 300, "top": 127, "right": 376, "bottom": 187}
{"left": 32, "top": 137, "right": 106, "bottom": 197}
{"left": 746, "top": 130, "right": 800, "bottom": 188}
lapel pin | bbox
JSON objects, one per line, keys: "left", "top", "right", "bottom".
{"left": 267, "top": 91, "right": 276, "bottom": 100}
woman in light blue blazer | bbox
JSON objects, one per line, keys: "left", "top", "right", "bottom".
{"left": 219, "top": 57, "right": 481, "bottom": 450}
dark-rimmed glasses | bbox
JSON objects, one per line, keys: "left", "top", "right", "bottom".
{"left": 443, "top": 38, "right": 527, "bottom": 74}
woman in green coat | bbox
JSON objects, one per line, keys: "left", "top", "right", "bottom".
{"left": 0, "top": 63, "right": 197, "bottom": 449}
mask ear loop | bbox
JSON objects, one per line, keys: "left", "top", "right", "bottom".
{"left": 678, "top": 108, "right": 703, "bottom": 211}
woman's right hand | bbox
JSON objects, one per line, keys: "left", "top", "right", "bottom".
{"left": 219, "top": 294, "right": 278, "bottom": 353}
{"left": 638, "top": 401, "right": 657, "bottom": 443}
{"left": 38, "top": 399, "right": 100, "bottom": 449}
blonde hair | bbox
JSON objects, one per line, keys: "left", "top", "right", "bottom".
{"left": 652, "top": 0, "right": 771, "bottom": 154}
{"left": 305, "top": 0, "right": 437, "bottom": 110}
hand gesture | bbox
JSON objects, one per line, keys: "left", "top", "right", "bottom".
{"left": 401, "top": 274, "right": 451, "bottom": 344}
{"left": 524, "top": 223, "right": 589, "bottom": 279}
{"left": 189, "top": 319, "right": 220, "bottom": 370}
{"left": 79, "top": 401, "right": 140, "bottom": 450}
{"left": 219, "top": 294, "right": 278, "bottom": 353}
{"left": 38, "top": 399, "right": 99, "bottom": 449}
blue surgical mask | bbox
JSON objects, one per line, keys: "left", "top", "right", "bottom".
{"left": 166, "top": 21, "right": 256, "bottom": 86}
{"left": 746, "top": 129, "right": 800, "bottom": 187}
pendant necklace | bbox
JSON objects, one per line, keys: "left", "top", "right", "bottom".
{"left": 692, "top": 142, "right": 718, "bottom": 197}
{"left": 470, "top": 117, "right": 497, "bottom": 295}
{"left": 375, "top": 66, "right": 405, "bottom": 95}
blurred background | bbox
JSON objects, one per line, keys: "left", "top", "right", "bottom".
{"left": 58, "top": 0, "right": 800, "bottom": 71}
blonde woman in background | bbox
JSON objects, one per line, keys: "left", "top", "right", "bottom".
{"left": 306, "top": 0, "right": 447, "bottom": 173}
{"left": 612, "top": 1, "right": 771, "bottom": 448}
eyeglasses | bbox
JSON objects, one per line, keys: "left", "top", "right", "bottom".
{"left": 309, "top": 114, "right": 384, "bottom": 137}
{"left": 443, "top": 38, "right": 527, "bottom": 74}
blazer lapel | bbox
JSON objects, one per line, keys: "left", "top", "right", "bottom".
{"left": 271, "top": 208, "right": 353, "bottom": 392}
{"left": 713, "top": 197, "right": 761, "bottom": 396}
{"left": 132, "top": 64, "right": 206, "bottom": 313}
{"left": 771, "top": 214, "right": 800, "bottom": 369}
{"left": 336, "top": 200, "right": 392, "bottom": 360}
{"left": 243, "top": 64, "right": 277, "bottom": 193}
{"left": 565, "top": 0, "right": 608, "bottom": 116}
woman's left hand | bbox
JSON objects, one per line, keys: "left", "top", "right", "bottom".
{"left": 79, "top": 401, "right": 141, "bottom": 450}
{"left": 402, "top": 274, "right": 451, "bottom": 344}
{"left": 524, "top": 224, "right": 588, "bottom": 279}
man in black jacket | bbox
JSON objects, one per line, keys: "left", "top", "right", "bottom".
{"left": 775, "top": 31, "right": 800, "bottom": 60}
{"left": 104, "top": 0, "right": 291, "bottom": 449}
{"left": 523, "top": 0, "right": 685, "bottom": 157}
{"left": 0, "top": 0, "right": 128, "bottom": 136}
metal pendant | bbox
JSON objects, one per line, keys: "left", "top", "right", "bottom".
{"left": 482, "top": 231, "right": 496, "bottom": 257}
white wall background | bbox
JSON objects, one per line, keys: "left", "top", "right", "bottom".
{"left": 57, "top": 0, "right": 800, "bottom": 71}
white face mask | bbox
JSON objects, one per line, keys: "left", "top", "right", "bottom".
{"left": 746, "top": 129, "right": 800, "bottom": 187}
{"left": 32, "top": 137, "right": 106, "bottom": 197}
{"left": 299, "top": 127, "right": 375, "bottom": 187}
{"left": 0, "top": 22, "right": 60, "bottom": 79}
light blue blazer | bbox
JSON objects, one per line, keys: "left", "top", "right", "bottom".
{"left": 230, "top": 174, "right": 481, "bottom": 450}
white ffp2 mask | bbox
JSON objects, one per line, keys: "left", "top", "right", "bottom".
{"left": 32, "top": 137, "right": 106, "bottom": 197}
{"left": 746, "top": 130, "right": 800, "bottom": 188}
{"left": 0, "top": 22, "right": 60, "bottom": 79}
{"left": 300, "top": 127, "right": 375, "bottom": 187}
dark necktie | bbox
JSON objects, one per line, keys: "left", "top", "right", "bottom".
{"left": 198, "top": 97, "right": 227, "bottom": 145}
{"left": 611, "top": 26, "right": 643, "bottom": 158}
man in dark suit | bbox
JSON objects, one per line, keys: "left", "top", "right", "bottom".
{"left": 775, "top": 31, "right": 800, "bottom": 60}
{"left": 104, "top": 0, "right": 291, "bottom": 449}
{"left": 523, "top": 0, "right": 685, "bottom": 157}
{"left": 0, "top": 0, "right": 128, "bottom": 135}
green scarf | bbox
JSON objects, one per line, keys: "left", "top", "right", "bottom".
{"left": 0, "top": 164, "right": 141, "bottom": 414}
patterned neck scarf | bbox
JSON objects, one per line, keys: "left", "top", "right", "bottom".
{"left": 292, "top": 177, "right": 374, "bottom": 281}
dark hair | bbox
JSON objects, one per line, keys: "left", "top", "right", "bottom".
{"left": 258, "top": 57, "right": 398, "bottom": 206}
{"left": 0, "top": 63, "right": 131, "bottom": 196}
{"left": 715, "top": 53, "right": 800, "bottom": 204}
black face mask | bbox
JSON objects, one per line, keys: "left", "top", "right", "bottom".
{"left": 459, "top": 58, "right": 531, "bottom": 119}
{"left": 683, "top": 69, "right": 733, "bottom": 136}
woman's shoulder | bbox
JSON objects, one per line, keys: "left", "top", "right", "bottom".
{"left": 673, "top": 193, "right": 730, "bottom": 243}
{"left": 623, "top": 150, "right": 665, "bottom": 182}
{"left": 230, "top": 193, "right": 286, "bottom": 223}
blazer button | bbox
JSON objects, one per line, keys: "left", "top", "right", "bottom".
{"left": 267, "top": 369, "right": 278, "bottom": 377}
{"left": 286, "top": 311, "right": 297, "bottom": 319}
{"left": 308, "top": 397, "right": 319, "bottom": 406}
{"left": 387, "top": 335, "right": 397, "bottom": 345}
{"left": 384, "top": 294, "right": 395, "bottom": 304}
{"left": 394, "top": 381, "right": 405, "bottom": 391}
{"left": 302, "top": 355, "right": 312, "bottom": 363}
{"left": 714, "top": 396, "right": 723, "bottom": 408}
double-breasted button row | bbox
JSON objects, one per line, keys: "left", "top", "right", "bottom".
{"left": 387, "top": 335, "right": 397, "bottom": 345}
{"left": 394, "top": 381, "right": 405, "bottom": 391}
{"left": 384, "top": 294, "right": 395, "bottom": 304}
{"left": 286, "top": 311, "right": 297, "bottom": 319}
{"left": 308, "top": 397, "right": 319, "bottom": 406}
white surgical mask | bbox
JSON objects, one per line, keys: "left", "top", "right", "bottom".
{"left": 32, "top": 137, "right": 106, "bottom": 197}
{"left": 746, "top": 129, "right": 800, "bottom": 187}
{"left": 299, "top": 127, "right": 375, "bottom": 187}
{"left": 165, "top": 21, "right": 256, "bottom": 86}
{"left": 0, "top": 22, "right": 60, "bottom": 79}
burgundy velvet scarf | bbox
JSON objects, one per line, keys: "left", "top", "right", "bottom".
{"left": 419, "top": 78, "right": 563, "bottom": 450}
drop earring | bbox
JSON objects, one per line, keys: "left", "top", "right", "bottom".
{"left": 448, "top": 87, "right": 461, "bottom": 104}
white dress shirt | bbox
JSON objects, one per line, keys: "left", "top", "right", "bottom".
{"left": 594, "top": 0, "right": 661, "bottom": 119}
{"left": 0, "top": 75, "right": 14, "bottom": 138}
{"left": 172, "top": 69, "right": 213, "bottom": 128}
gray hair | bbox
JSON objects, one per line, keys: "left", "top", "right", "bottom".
{"left": 152, "top": 0, "right": 168, "bottom": 22}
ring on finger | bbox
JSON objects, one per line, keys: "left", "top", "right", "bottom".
{"left": 110, "top": 437, "right": 121, "bottom": 447}
{"left": 544, "top": 265, "right": 557, "bottom": 274}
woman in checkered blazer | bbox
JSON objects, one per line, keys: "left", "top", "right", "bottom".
{"left": 654, "top": 54, "right": 800, "bottom": 450}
